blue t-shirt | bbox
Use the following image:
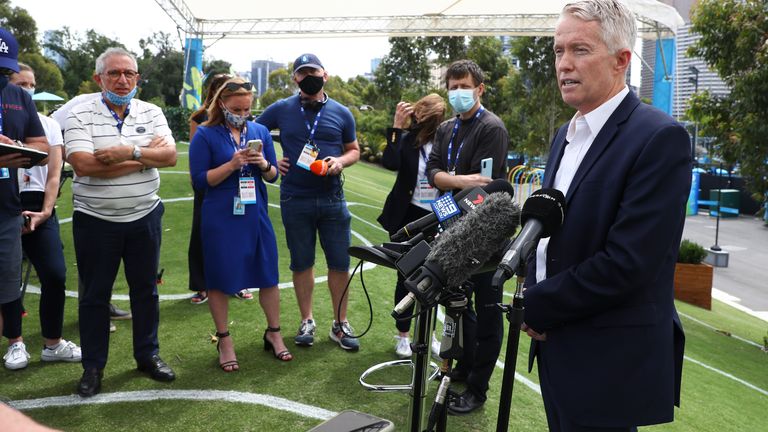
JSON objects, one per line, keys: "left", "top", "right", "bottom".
{"left": 256, "top": 94, "right": 356, "bottom": 197}
{"left": 0, "top": 84, "right": 45, "bottom": 217}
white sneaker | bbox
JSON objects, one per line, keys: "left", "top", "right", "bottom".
{"left": 395, "top": 335, "right": 412, "bottom": 359}
{"left": 3, "top": 342, "right": 31, "bottom": 370}
{"left": 41, "top": 339, "right": 82, "bottom": 363}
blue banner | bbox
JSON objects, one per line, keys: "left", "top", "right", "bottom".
{"left": 687, "top": 170, "right": 700, "bottom": 215}
{"left": 652, "top": 38, "right": 675, "bottom": 116}
{"left": 181, "top": 37, "right": 203, "bottom": 110}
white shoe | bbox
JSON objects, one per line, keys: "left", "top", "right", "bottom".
{"left": 3, "top": 342, "right": 31, "bottom": 370}
{"left": 109, "top": 321, "right": 117, "bottom": 333}
{"left": 41, "top": 339, "right": 82, "bottom": 363}
{"left": 395, "top": 335, "right": 412, "bottom": 358}
{"left": 431, "top": 333, "right": 442, "bottom": 360}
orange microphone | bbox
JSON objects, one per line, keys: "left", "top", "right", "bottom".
{"left": 310, "top": 159, "right": 328, "bottom": 176}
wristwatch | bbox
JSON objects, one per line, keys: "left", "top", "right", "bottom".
{"left": 132, "top": 145, "right": 143, "bottom": 160}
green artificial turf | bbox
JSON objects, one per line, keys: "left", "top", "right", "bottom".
{"left": 2, "top": 145, "right": 766, "bottom": 431}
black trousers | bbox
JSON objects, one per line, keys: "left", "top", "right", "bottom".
{"left": 187, "top": 188, "right": 206, "bottom": 292}
{"left": 392, "top": 204, "right": 431, "bottom": 333}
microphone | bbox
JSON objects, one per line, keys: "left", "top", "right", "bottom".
{"left": 310, "top": 159, "right": 328, "bottom": 176}
{"left": 391, "top": 179, "right": 514, "bottom": 242}
{"left": 404, "top": 191, "right": 520, "bottom": 306}
{"left": 492, "top": 188, "right": 566, "bottom": 287}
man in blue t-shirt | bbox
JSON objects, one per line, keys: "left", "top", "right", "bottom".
{"left": 0, "top": 28, "right": 48, "bottom": 368}
{"left": 257, "top": 53, "right": 361, "bottom": 351}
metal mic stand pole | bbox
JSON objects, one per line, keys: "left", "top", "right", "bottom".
{"left": 429, "top": 292, "right": 467, "bottom": 432}
{"left": 495, "top": 264, "right": 526, "bottom": 432}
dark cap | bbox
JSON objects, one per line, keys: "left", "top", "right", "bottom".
{"left": 0, "top": 28, "right": 19, "bottom": 73}
{"left": 293, "top": 53, "right": 324, "bottom": 74}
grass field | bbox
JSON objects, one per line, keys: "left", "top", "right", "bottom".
{"left": 2, "top": 143, "right": 767, "bottom": 431}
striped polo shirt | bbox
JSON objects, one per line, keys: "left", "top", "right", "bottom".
{"left": 64, "top": 96, "right": 175, "bottom": 223}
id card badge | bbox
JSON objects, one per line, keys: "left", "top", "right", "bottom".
{"left": 296, "top": 143, "right": 318, "bottom": 171}
{"left": 233, "top": 196, "right": 245, "bottom": 215}
{"left": 448, "top": 170, "right": 456, "bottom": 176}
{"left": 0, "top": 168, "right": 9, "bottom": 179}
{"left": 238, "top": 177, "right": 257, "bottom": 205}
{"left": 418, "top": 179, "right": 438, "bottom": 203}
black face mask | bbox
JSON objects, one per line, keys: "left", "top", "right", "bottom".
{"left": 298, "top": 75, "right": 324, "bottom": 95}
{"left": 0, "top": 75, "right": 9, "bottom": 92}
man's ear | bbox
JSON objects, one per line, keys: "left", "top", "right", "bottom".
{"left": 615, "top": 48, "right": 632, "bottom": 74}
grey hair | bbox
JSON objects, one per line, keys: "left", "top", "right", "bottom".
{"left": 17, "top": 62, "right": 33, "bottom": 73}
{"left": 561, "top": 0, "right": 637, "bottom": 54}
{"left": 95, "top": 47, "right": 138, "bottom": 74}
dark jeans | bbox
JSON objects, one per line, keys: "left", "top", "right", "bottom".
{"left": 187, "top": 188, "right": 206, "bottom": 292}
{"left": 392, "top": 204, "right": 432, "bottom": 334}
{"left": 455, "top": 270, "right": 504, "bottom": 400}
{"left": 73, "top": 204, "right": 163, "bottom": 370}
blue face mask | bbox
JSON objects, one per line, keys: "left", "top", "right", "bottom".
{"left": 0, "top": 75, "right": 9, "bottom": 92}
{"left": 222, "top": 106, "right": 248, "bottom": 129}
{"left": 23, "top": 87, "right": 35, "bottom": 98}
{"left": 448, "top": 89, "right": 477, "bottom": 114}
{"left": 104, "top": 86, "right": 137, "bottom": 106}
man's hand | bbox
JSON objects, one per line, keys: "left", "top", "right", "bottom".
{"left": 147, "top": 136, "right": 168, "bottom": 148}
{"left": 94, "top": 146, "right": 132, "bottom": 165}
{"left": 277, "top": 157, "right": 291, "bottom": 176}
{"left": 21, "top": 210, "right": 49, "bottom": 234}
{"left": 325, "top": 156, "right": 344, "bottom": 176}
{"left": 0, "top": 153, "right": 31, "bottom": 169}
{"left": 521, "top": 323, "right": 547, "bottom": 341}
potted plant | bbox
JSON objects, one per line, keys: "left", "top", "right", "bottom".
{"left": 674, "top": 239, "right": 713, "bottom": 309}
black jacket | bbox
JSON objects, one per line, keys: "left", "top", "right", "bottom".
{"left": 377, "top": 128, "right": 422, "bottom": 235}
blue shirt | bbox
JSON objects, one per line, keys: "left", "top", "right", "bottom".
{"left": 0, "top": 84, "right": 45, "bottom": 216}
{"left": 257, "top": 94, "right": 356, "bottom": 197}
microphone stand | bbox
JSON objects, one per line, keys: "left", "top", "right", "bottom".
{"left": 495, "top": 262, "right": 526, "bottom": 432}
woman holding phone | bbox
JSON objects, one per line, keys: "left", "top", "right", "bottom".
{"left": 189, "top": 77, "right": 292, "bottom": 371}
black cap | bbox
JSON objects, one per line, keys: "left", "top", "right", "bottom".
{"left": 293, "top": 53, "right": 323, "bottom": 74}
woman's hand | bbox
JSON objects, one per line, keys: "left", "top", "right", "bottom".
{"left": 228, "top": 149, "right": 258, "bottom": 171}
{"left": 393, "top": 101, "right": 413, "bottom": 129}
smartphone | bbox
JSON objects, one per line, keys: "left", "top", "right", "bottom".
{"left": 247, "top": 139, "right": 263, "bottom": 153}
{"left": 480, "top": 157, "right": 493, "bottom": 178}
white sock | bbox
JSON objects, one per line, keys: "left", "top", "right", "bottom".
{"left": 45, "top": 341, "right": 62, "bottom": 350}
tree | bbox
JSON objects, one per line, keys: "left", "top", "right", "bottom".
{"left": 258, "top": 68, "right": 294, "bottom": 108}
{"left": 137, "top": 32, "right": 184, "bottom": 107}
{"left": 374, "top": 37, "right": 432, "bottom": 108}
{"left": 43, "top": 27, "right": 125, "bottom": 97}
{"left": 18, "top": 52, "right": 64, "bottom": 96}
{"left": 687, "top": 0, "right": 768, "bottom": 196}
{"left": 0, "top": 0, "right": 39, "bottom": 54}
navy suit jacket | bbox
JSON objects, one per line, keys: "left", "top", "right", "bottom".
{"left": 523, "top": 91, "right": 690, "bottom": 427}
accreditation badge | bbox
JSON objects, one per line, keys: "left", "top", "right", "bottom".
{"left": 0, "top": 168, "right": 9, "bottom": 179}
{"left": 233, "top": 196, "right": 245, "bottom": 215}
{"left": 238, "top": 177, "right": 257, "bottom": 205}
{"left": 296, "top": 143, "right": 318, "bottom": 171}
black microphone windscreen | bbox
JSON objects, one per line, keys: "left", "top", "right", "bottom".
{"left": 426, "top": 191, "right": 520, "bottom": 287}
{"left": 483, "top": 178, "right": 515, "bottom": 197}
{"left": 521, "top": 188, "right": 565, "bottom": 238}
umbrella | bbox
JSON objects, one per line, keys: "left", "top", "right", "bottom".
{"left": 31, "top": 91, "right": 65, "bottom": 113}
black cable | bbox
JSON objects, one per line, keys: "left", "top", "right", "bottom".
{"left": 335, "top": 260, "right": 374, "bottom": 339}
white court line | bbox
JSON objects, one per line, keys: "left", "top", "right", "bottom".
{"left": 712, "top": 287, "right": 768, "bottom": 323}
{"left": 684, "top": 356, "right": 768, "bottom": 398}
{"left": 9, "top": 390, "right": 337, "bottom": 420}
{"left": 677, "top": 311, "right": 764, "bottom": 349}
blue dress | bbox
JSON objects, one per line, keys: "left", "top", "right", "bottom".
{"left": 189, "top": 121, "right": 279, "bottom": 293}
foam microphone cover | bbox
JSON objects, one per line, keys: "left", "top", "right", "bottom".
{"left": 310, "top": 159, "right": 328, "bottom": 176}
{"left": 521, "top": 188, "right": 566, "bottom": 238}
{"left": 426, "top": 191, "right": 520, "bottom": 287}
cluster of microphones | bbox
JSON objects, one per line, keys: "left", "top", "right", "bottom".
{"left": 349, "top": 179, "right": 566, "bottom": 313}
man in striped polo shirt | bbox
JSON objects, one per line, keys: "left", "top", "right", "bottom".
{"left": 64, "top": 47, "right": 177, "bottom": 397}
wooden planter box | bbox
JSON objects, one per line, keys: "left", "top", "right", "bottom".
{"left": 674, "top": 263, "right": 713, "bottom": 310}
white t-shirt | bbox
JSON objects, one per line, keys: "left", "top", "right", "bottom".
{"left": 18, "top": 114, "right": 63, "bottom": 193}
{"left": 64, "top": 97, "right": 175, "bottom": 223}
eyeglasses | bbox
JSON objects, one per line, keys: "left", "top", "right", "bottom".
{"left": 104, "top": 70, "right": 139, "bottom": 80}
{"left": 224, "top": 82, "right": 253, "bottom": 92}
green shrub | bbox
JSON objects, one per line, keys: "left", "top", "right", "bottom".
{"left": 678, "top": 239, "right": 708, "bottom": 264}
{"left": 163, "top": 106, "right": 193, "bottom": 142}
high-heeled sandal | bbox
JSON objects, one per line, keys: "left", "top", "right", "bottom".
{"left": 263, "top": 327, "right": 293, "bottom": 362}
{"left": 215, "top": 331, "right": 239, "bottom": 372}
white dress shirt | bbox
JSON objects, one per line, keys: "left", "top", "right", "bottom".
{"left": 535, "top": 86, "right": 630, "bottom": 283}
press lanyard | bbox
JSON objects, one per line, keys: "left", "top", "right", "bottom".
{"left": 300, "top": 103, "right": 325, "bottom": 148}
{"left": 419, "top": 145, "right": 429, "bottom": 177}
{"left": 101, "top": 98, "right": 130, "bottom": 132}
{"left": 224, "top": 124, "right": 251, "bottom": 177}
{"left": 446, "top": 106, "right": 484, "bottom": 173}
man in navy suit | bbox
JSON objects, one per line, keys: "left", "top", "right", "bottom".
{"left": 522, "top": 1, "right": 690, "bottom": 431}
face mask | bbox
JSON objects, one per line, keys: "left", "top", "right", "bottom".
{"left": 23, "top": 87, "right": 35, "bottom": 98}
{"left": 222, "top": 106, "right": 248, "bottom": 129}
{"left": 448, "top": 89, "right": 477, "bottom": 114}
{"left": 0, "top": 75, "right": 9, "bottom": 92}
{"left": 104, "top": 87, "right": 137, "bottom": 106}
{"left": 298, "top": 74, "right": 324, "bottom": 95}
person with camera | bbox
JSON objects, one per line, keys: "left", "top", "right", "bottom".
{"left": 189, "top": 76, "right": 291, "bottom": 372}
{"left": 377, "top": 94, "right": 446, "bottom": 358}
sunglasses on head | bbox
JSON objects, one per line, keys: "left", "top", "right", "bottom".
{"left": 225, "top": 82, "right": 253, "bottom": 92}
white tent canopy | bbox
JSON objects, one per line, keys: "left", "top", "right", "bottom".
{"left": 158, "top": 0, "right": 684, "bottom": 40}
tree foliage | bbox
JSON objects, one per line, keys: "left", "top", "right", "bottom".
{"left": 18, "top": 52, "right": 64, "bottom": 96}
{"left": 137, "top": 32, "right": 184, "bottom": 107}
{"left": 0, "top": 0, "right": 38, "bottom": 54}
{"left": 687, "top": 0, "right": 768, "bottom": 196}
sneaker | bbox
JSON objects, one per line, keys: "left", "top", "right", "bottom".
{"left": 41, "top": 339, "right": 82, "bottom": 363}
{"left": 294, "top": 319, "right": 316, "bottom": 346}
{"left": 109, "top": 304, "right": 132, "bottom": 320}
{"left": 3, "top": 342, "right": 30, "bottom": 370}
{"left": 329, "top": 320, "right": 360, "bottom": 351}
{"left": 109, "top": 321, "right": 117, "bottom": 333}
{"left": 395, "top": 335, "right": 412, "bottom": 358}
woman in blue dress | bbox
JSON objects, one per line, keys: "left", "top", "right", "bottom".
{"left": 189, "top": 77, "right": 292, "bottom": 371}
